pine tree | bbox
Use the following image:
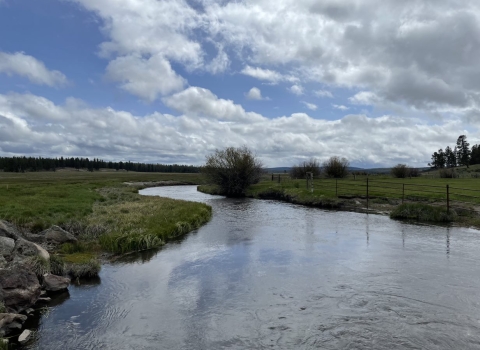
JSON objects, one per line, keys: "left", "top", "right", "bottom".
{"left": 456, "top": 135, "right": 471, "bottom": 167}
{"left": 445, "top": 146, "right": 457, "bottom": 168}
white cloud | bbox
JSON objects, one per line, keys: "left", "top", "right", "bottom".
{"left": 0, "top": 51, "right": 67, "bottom": 87}
{"left": 289, "top": 84, "right": 304, "bottom": 95}
{"left": 314, "top": 90, "right": 334, "bottom": 98}
{"left": 240, "top": 66, "right": 297, "bottom": 84}
{"left": 245, "top": 87, "right": 267, "bottom": 100}
{"left": 302, "top": 101, "right": 317, "bottom": 110}
{"left": 105, "top": 54, "right": 186, "bottom": 101}
{"left": 0, "top": 90, "right": 473, "bottom": 167}
{"left": 333, "top": 104, "right": 349, "bottom": 111}
{"left": 73, "top": 0, "right": 480, "bottom": 113}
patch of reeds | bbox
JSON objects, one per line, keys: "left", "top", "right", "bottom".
{"left": 390, "top": 203, "right": 457, "bottom": 222}
{"left": 63, "top": 253, "right": 101, "bottom": 278}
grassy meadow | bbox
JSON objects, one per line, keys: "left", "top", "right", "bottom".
{"left": 0, "top": 170, "right": 210, "bottom": 258}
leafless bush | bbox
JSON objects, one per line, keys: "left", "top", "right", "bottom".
{"left": 290, "top": 158, "right": 321, "bottom": 179}
{"left": 323, "top": 156, "right": 349, "bottom": 178}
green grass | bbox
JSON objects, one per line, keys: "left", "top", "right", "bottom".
{"left": 62, "top": 253, "right": 101, "bottom": 278}
{"left": 0, "top": 171, "right": 210, "bottom": 255}
{"left": 390, "top": 203, "right": 457, "bottom": 222}
{"left": 0, "top": 170, "right": 204, "bottom": 231}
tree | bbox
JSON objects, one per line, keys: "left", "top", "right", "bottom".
{"left": 290, "top": 158, "right": 321, "bottom": 179}
{"left": 202, "top": 146, "right": 263, "bottom": 197}
{"left": 445, "top": 146, "right": 457, "bottom": 168}
{"left": 429, "top": 149, "right": 446, "bottom": 169}
{"left": 323, "top": 156, "right": 349, "bottom": 178}
{"left": 471, "top": 144, "right": 480, "bottom": 165}
{"left": 456, "top": 135, "right": 471, "bottom": 167}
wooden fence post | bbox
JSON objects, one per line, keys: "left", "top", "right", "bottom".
{"left": 271, "top": 174, "right": 274, "bottom": 181}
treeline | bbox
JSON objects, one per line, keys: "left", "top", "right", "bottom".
{"left": 0, "top": 156, "right": 199, "bottom": 173}
{"left": 429, "top": 135, "right": 480, "bottom": 168}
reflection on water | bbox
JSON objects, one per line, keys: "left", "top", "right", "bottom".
{"left": 28, "top": 186, "right": 480, "bottom": 349}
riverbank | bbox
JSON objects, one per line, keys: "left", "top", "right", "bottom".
{"left": 198, "top": 179, "right": 480, "bottom": 227}
{"left": 0, "top": 171, "right": 211, "bottom": 346}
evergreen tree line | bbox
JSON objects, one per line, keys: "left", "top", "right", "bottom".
{"left": 429, "top": 135, "right": 480, "bottom": 169}
{"left": 0, "top": 156, "right": 200, "bottom": 173}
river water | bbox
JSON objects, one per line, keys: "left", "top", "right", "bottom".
{"left": 27, "top": 186, "right": 480, "bottom": 349}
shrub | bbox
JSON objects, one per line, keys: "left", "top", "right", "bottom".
{"left": 202, "top": 146, "right": 263, "bottom": 197}
{"left": 290, "top": 158, "right": 321, "bottom": 179}
{"left": 323, "top": 156, "right": 349, "bottom": 178}
{"left": 439, "top": 168, "right": 456, "bottom": 178}
{"left": 391, "top": 164, "right": 409, "bottom": 178}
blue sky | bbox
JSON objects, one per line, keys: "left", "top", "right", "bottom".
{"left": 0, "top": 0, "right": 478, "bottom": 167}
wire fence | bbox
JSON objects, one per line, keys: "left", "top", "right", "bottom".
{"left": 268, "top": 174, "right": 480, "bottom": 215}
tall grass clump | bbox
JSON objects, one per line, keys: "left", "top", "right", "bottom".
{"left": 390, "top": 203, "right": 457, "bottom": 222}
{"left": 0, "top": 301, "right": 5, "bottom": 313}
{"left": 25, "top": 256, "right": 50, "bottom": 279}
{"left": 0, "top": 338, "right": 8, "bottom": 350}
{"left": 49, "top": 255, "right": 66, "bottom": 276}
{"left": 63, "top": 253, "right": 101, "bottom": 278}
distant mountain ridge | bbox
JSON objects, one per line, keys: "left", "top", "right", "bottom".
{"left": 266, "top": 167, "right": 428, "bottom": 174}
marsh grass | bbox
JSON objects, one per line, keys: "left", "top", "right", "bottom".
{"left": 0, "top": 171, "right": 204, "bottom": 231}
{"left": 63, "top": 253, "right": 101, "bottom": 278}
{"left": 0, "top": 171, "right": 211, "bottom": 255}
{"left": 93, "top": 193, "right": 212, "bottom": 254}
{"left": 390, "top": 203, "right": 457, "bottom": 222}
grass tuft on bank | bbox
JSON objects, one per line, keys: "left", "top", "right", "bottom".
{"left": 390, "top": 203, "right": 457, "bottom": 222}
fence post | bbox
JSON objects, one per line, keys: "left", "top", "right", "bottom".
{"left": 366, "top": 178, "right": 369, "bottom": 211}
{"left": 446, "top": 184, "right": 450, "bottom": 213}
{"left": 271, "top": 174, "right": 274, "bottom": 181}
{"left": 336, "top": 179, "right": 338, "bottom": 196}
{"left": 402, "top": 184, "right": 405, "bottom": 204}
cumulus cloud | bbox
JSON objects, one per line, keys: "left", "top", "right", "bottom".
{"left": 0, "top": 90, "right": 472, "bottom": 167}
{"left": 245, "top": 87, "right": 267, "bottom": 100}
{"left": 332, "top": 104, "right": 349, "bottom": 111}
{"left": 105, "top": 54, "right": 186, "bottom": 101}
{"left": 0, "top": 51, "right": 67, "bottom": 87}
{"left": 289, "top": 84, "right": 304, "bottom": 95}
{"left": 71, "top": 0, "right": 480, "bottom": 113}
{"left": 302, "top": 102, "right": 317, "bottom": 111}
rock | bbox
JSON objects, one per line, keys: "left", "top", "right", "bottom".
{"left": 43, "top": 274, "right": 70, "bottom": 292}
{"left": 40, "top": 226, "right": 77, "bottom": 244}
{"left": 0, "top": 313, "right": 28, "bottom": 336}
{"left": 12, "top": 238, "right": 50, "bottom": 262}
{"left": 0, "top": 237, "right": 15, "bottom": 258}
{"left": 0, "top": 221, "right": 21, "bottom": 240}
{"left": 0, "top": 256, "right": 7, "bottom": 269}
{"left": 0, "top": 268, "right": 41, "bottom": 312}
{"left": 25, "top": 308, "right": 34, "bottom": 315}
{"left": 18, "top": 329, "right": 32, "bottom": 344}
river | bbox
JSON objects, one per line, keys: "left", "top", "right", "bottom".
{"left": 27, "top": 185, "right": 480, "bottom": 349}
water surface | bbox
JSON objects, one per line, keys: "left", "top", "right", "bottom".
{"left": 28, "top": 186, "right": 480, "bottom": 349}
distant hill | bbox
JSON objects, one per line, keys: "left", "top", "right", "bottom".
{"left": 266, "top": 166, "right": 429, "bottom": 174}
